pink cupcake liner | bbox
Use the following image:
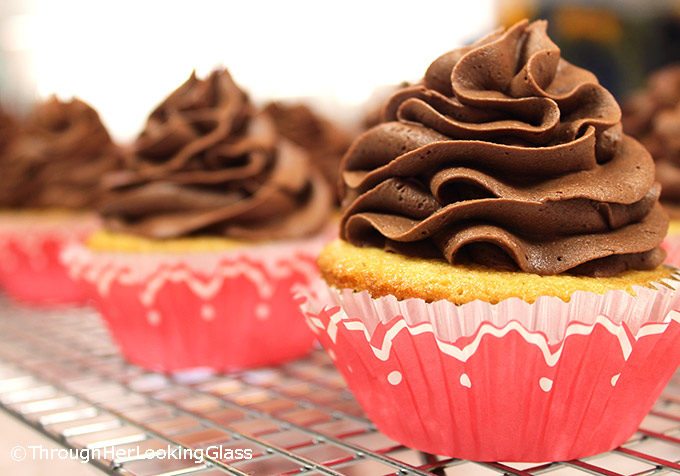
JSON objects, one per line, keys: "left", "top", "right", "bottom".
{"left": 320, "top": 216, "right": 340, "bottom": 243}
{"left": 62, "top": 238, "right": 325, "bottom": 372}
{"left": 297, "top": 272, "right": 680, "bottom": 461}
{"left": 0, "top": 217, "right": 96, "bottom": 305}
{"left": 661, "top": 234, "right": 680, "bottom": 267}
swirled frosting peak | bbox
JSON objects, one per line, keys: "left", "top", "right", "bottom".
{"left": 340, "top": 19, "right": 667, "bottom": 276}
{"left": 0, "top": 97, "right": 120, "bottom": 209}
{"left": 101, "top": 69, "right": 332, "bottom": 240}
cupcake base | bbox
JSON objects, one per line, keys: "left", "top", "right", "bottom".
{"left": 63, "top": 233, "right": 325, "bottom": 372}
{"left": 661, "top": 219, "right": 680, "bottom": 267}
{"left": 300, "top": 244, "right": 680, "bottom": 461}
{"left": 0, "top": 211, "right": 96, "bottom": 306}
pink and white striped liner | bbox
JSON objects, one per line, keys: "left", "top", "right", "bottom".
{"left": 297, "top": 271, "right": 680, "bottom": 461}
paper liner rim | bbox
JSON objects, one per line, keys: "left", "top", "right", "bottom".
{"left": 300, "top": 275, "right": 680, "bottom": 366}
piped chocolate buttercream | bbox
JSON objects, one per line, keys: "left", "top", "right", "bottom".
{"left": 0, "top": 97, "right": 121, "bottom": 209}
{"left": 101, "top": 69, "right": 332, "bottom": 240}
{"left": 340, "top": 20, "right": 667, "bottom": 276}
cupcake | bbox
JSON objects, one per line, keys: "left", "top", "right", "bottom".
{"left": 263, "top": 101, "right": 352, "bottom": 205}
{"left": 263, "top": 101, "right": 353, "bottom": 242}
{"left": 0, "top": 97, "right": 121, "bottom": 305}
{"left": 299, "top": 20, "right": 680, "bottom": 461}
{"left": 623, "top": 65, "right": 680, "bottom": 265}
{"left": 0, "top": 104, "right": 18, "bottom": 160}
{"left": 63, "top": 69, "right": 333, "bottom": 372}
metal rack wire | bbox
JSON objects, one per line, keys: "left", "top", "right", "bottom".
{"left": 0, "top": 299, "right": 678, "bottom": 476}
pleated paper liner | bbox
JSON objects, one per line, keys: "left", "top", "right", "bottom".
{"left": 62, "top": 237, "right": 326, "bottom": 373}
{"left": 297, "top": 271, "right": 680, "bottom": 462}
{"left": 662, "top": 234, "right": 680, "bottom": 267}
{"left": 0, "top": 213, "right": 97, "bottom": 306}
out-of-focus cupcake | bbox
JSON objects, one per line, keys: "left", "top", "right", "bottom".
{"left": 63, "top": 69, "right": 333, "bottom": 372}
{"left": 263, "top": 101, "right": 352, "bottom": 205}
{"left": 0, "top": 104, "right": 18, "bottom": 160}
{"left": 263, "top": 101, "right": 353, "bottom": 241}
{"left": 0, "top": 97, "right": 122, "bottom": 305}
{"left": 300, "top": 20, "right": 680, "bottom": 462}
{"left": 623, "top": 65, "right": 680, "bottom": 265}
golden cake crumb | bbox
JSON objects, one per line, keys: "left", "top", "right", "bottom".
{"left": 318, "top": 239, "right": 675, "bottom": 305}
{"left": 87, "top": 230, "right": 249, "bottom": 253}
{"left": 668, "top": 219, "right": 680, "bottom": 236}
{"left": 0, "top": 208, "right": 94, "bottom": 224}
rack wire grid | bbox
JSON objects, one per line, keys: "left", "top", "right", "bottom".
{"left": 0, "top": 298, "right": 678, "bottom": 476}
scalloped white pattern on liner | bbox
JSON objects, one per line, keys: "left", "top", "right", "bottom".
{"left": 301, "top": 273, "right": 680, "bottom": 368}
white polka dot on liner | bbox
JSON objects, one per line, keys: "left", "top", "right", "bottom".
{"left": 201, "top": 304, "right": 215, "bottom": 321}
{"left": 611, "top": 374, "right": 620, "bottom": 386}
{"left": 539, "top": 377, "right": 553, "bottom": 392}
{"left": 147, "top": 310, "right": 161, "bottom": 326}
{"left": 387, "top": 371, "right": 402, "bottom": 385}
{"left": 255, "top": 303, "right": 269, "bottom": 320}
{"left": 460, "top": 373, "right": 471, "bottom": 388}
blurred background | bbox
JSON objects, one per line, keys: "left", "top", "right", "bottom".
{"left": 2, "top": 0, "right": 680, "bottom": 140}
{"left": 0, "top": 0, "right": 496, "bottom": 141}
{"left": 499, "top": 0, "right": 680, "bottom": 99}
{"left": 0, "top": 0, "right": 680, "bottom": 136}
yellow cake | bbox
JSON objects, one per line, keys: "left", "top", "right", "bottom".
{"left": 668, "top": 219, "right": 680, "bottom": 236}
{"left": 87, "top": 229, "right": 247, "bottom": 253}
{"left": 319, "top": 240, "right": 674, "bottom": 305}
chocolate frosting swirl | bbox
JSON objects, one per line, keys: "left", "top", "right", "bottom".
{"left": 0, "top": 97, "right": 121, "bottom": 209}
{"left": 263, "top": 102, "right": 352, "bottom": 204}
{"left": 101, "top": 69, "right": 332, "bottom": 240}
{"left": 623, "top": 65, "right": 680, "bottom": 217}
{"left": 340, "top": 20, "right": 667, "bottom": 276}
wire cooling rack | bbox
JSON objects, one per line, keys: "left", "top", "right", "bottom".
{"left": 0, "top": 299, "right": 678, "bottom": 476}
